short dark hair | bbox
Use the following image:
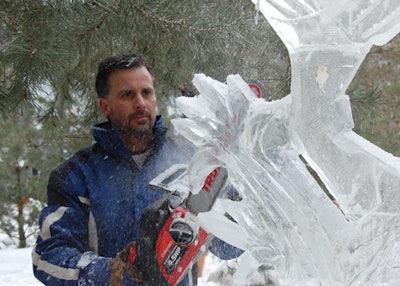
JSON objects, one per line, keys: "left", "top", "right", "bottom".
{"left": 95, "top": 53, "right": 155, "bottom": 98}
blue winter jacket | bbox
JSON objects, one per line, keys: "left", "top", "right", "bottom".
{"left": 32, "top": 116, "right": 242, "bottom": 286}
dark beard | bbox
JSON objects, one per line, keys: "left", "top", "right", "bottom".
{"left": 118, "top": 125, "right": 153, "bottom": 138}
{"left": 113, "top": 110, "right": 153, "bottom": 138}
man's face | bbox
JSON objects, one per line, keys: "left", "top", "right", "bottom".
{"left": 99, "top": 66, "right": 157, "bottom": 137}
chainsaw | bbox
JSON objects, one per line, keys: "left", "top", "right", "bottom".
{"left": 148, "top": 164, "right": 228, "bottom": 285}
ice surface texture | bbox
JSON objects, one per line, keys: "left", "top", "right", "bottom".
{"left": 172, "top": 1, "right": 400, "bottom": 285}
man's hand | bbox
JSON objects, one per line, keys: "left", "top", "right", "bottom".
{"left": 110, "top": 241, "right": 145, "bottom": 285}
{"left": 110, "top": 194, "right": 172, "bottom": 286}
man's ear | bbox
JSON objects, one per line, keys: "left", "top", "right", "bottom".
{"left": 99, "top": 98, "right": 110, "bottom": 117}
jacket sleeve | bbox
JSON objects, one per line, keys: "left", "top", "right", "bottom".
{"left": 32, "top": 167, "right": 137, "bottom": 285}
{"left": 208, "top": 237, "right": 244, "bottom": 260}
{"left": 32, "top": 205, "right": 110, "bottom": 285}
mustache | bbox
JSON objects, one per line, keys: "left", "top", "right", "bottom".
{"left": 128, "top": 110, "right": 151, "bottom": 120}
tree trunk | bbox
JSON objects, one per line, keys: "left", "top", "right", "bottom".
{"left": 17, "top": 199, "right": 27, "bottom": 248}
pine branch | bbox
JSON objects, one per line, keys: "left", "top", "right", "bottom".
{"left": 128, "top": 1, "right": 247, "bottom": 33}
{"left": 78, "top": 0, "right": 120, "bottom": 37}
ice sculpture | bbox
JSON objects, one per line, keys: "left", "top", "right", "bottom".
{"left": 171, "top": 1, "right": 400, "bottom": 285}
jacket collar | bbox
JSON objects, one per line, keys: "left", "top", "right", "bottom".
{"left": 91, "top": 115, "right": 167, "bottom": 162}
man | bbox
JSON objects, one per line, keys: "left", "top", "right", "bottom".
{"left": 32, "top": 53, "right": 241, "bottom": 285}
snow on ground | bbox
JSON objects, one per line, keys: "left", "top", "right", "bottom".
{"left": 0, "top": 247, "right": 223, "bottom": 285}
{"left": 0, "top": 247, "right": 41, "bottom": 286}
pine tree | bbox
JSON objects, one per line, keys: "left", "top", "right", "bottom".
{"left": 0, "top": 0, "right": 290, "bottom": 122}
{"left": 348, "top": 34, "right": 400, "bottom": 156}
{"left": 0, "top": 107, "right": 47, "bottom": 247}
{"left": 0, "top": 100, "right": 91, "bottom": 247}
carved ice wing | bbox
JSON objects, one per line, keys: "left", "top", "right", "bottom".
{"left": 253, "top": 0, "right": 400, "bottom": 212}
{"left": 252, "top": 0, "right": 400, "bottom": 50}
{"left": 250, "top": 0, "right": 400, "bottom": 283}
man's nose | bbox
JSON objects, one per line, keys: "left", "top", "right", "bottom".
{"left": 135, "top": 94, "right": 146, "bottom": 109}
